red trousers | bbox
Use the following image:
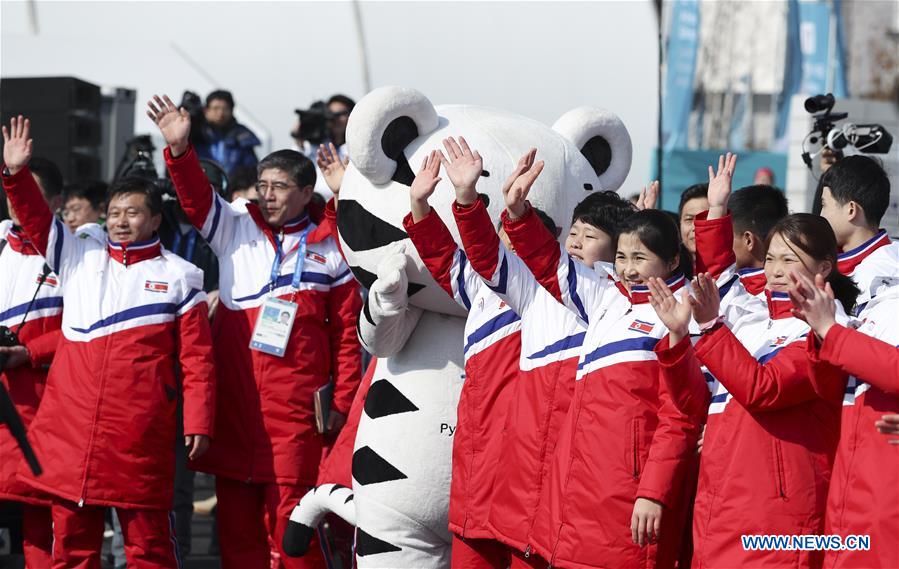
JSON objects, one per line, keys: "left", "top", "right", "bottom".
{"left": 216, "top": 477, "right": 325, "bottom": 569}
{"left": 451, "top": 535, "right": 510, "bottom": 569}
{"left": 22, "top": 503, "right": 52, "bottom": 568}
{"left": 51, "top": 500, "right": 180, "bottom": 569}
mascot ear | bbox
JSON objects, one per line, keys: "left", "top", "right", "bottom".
{"left": 552, "top": 107, "right": 632, "bottom": 192}
{"left": 346, "top": 86, "right": 439, "bottom": 186}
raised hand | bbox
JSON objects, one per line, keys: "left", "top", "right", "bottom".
{"left": 438, "top": 136, "right": 482, "bottom": 205}
{"left": 635, "top": 180, "right": 660, "bottom": 211}
{"left": 146, "top": 94, "right": 191, "bottom": 156}
{"left": 690, "top": 273, "right": 721, "bottom": 325}
{"left": 647, "top": 277, "right": 692, "bottom": 345}
{"left": 787, "top": 271, "right": 836, "bottom": 339}
{"left": 409, "top": 150, "right": 442, "bottom": 222}
{"left": 317, "top": 142, "right": 348, "bottom": 196}
{"left": 2, "top": 116, "right": 34, "bottom": 174}
{"left": 503, "top": 149, "right": 544, "bottom": 220}
{"left": 707, "top": 153, "right": 737, "bottom": 219}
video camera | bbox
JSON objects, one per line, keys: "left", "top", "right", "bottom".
{"left": 801, "top": 93, "right": 893, "bottom": 171}
{"left": 293, "top": 101, "right": 332, "bottom": 146}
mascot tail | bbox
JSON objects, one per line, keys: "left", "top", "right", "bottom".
{"left": 283, "top": 483, "right": 357, "bottom": 557}
{"left": 283, "top": 357, "right": 376, "bottom": 558}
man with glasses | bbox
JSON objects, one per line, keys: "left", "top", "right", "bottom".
{"left": 148, "top": 94, "right": 362, "bottom": 569}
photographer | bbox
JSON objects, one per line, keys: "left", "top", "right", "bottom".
{"left": 292, "top": 95, "right": 355, "bottom": 200}
{"left": 196, "top": 89, "right": 261, "bottom": 177}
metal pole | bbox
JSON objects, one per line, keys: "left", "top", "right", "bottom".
{"left": 657, "top": 0, "right": 664, "bottom": 193}
{"left": 352, "top": 0, "right": 373, "bottom": 94}
{"left": 27, "top": 0, "right": 39, "bottom": 34}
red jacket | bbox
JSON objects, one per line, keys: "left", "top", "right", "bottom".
{"left": 453, "top": 199, "right": 585, "bottom": 555}
{"left": 3, "top": 166, "right": 215, "bottom": 509}
{"left": 165, "top": 145, "right": 362, "bottom": 486}
{"left": 809, "top": 289, "right": 899, "bottom": 569}
{"left": 691, "top": 211, "right": 846, "bottom": 568}
{"left": 501, "top": 206, "right": 702, "bottom": 569}
{"left": 0, "top": 222, "right": 62, "bottom": 506}
{"left": 403, "top": 207, "right": 521, "bottom": 540}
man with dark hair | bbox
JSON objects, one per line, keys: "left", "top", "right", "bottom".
{"left": 62, "top": 180, "right": 106, "bottom": 232}
{"left": 326, "top": 94, "right": 355, "bottom": 149}
{"left": 149, "top": 94, "right": 361, "bottom": 569}
{"left": 567, "top": 190, "right": 636, "bottom": 262}
{"left": 27, "top": 157, "right": 64, "bottom": 204}
{"left": 678, "top": 183, "right": 709, "bottom": 259}
{"left": 725, "top": 185, "right": 789, "bottom": 293}
{"left": 819, "top": 154, "right": 898, "bottom": 312}
{"left": 196, "top": 89, "right": 261, "bottom": 176}
{"left": 227, "top": 166, "right": 258, "bottom": 203}
{"left": 2, "top": 116, "right": 215, "bottom": 568}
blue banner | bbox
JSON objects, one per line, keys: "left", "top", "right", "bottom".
{"left": 774, "top": 0, "right": 803, "bottom": 148}
{"left": 662, "top": 0, "right": 700, "bottom": 151}
{"left": 798, "top": 1, "right": 849, "bottom": 96}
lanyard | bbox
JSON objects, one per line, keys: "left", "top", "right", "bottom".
{"left": 172, "top": 229, "right": 198, "bottom": 264}
{"left": 269, "top": 227, "right": 310, "bottom": 293}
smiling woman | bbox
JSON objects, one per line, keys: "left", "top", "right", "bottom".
{"left": 763, "top": 213, "right": 858, "bottom": 312}
{"left": 614, "top": 209, "right": 690, "bottom": 291}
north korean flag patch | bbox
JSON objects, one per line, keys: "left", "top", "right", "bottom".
{"left": 39, "top": 274, "right": 59, "bottom": 287}
{"left": 629, "top": 319, "right": 655, "bottom": 334}
{"left": 305, "top": 251, "right": 327, "bottom": 265}
{"left": 145, "top": 280, "right": 169, "bottom": 293}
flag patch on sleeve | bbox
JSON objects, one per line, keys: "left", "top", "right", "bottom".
{"left": 145, "top": 280, "right": 169, "bottom": 293}
{"left": 629, "top": 319, "right": 655, "bottom": 334}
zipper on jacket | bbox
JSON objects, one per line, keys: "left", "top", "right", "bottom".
{"left": 773, "top": 440, "right": 787, "bottom": 499}
{"left": 524, "top": 544, "right": 531, "bottom": 558}
{"left": 632, "top": 419, "right": 641, "bottom": 479}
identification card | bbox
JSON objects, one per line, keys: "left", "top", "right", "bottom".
{"left": 249, "top": 297, "right": 298, "bottom": 357}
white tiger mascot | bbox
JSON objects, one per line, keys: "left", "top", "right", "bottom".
{"left": 284, "top": 86, "right": 632, "bottom": 568}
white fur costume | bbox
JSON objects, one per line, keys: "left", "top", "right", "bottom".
{"left": 285, "top": 86, "right": 632, "bottom": 568}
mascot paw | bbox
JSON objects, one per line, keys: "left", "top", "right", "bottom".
{"left": 371, "top": 245, "right": 409, "bottom": 315}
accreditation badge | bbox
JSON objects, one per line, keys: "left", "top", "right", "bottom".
{"left": 249, "top": 297, "right": 298, "bottom": 357}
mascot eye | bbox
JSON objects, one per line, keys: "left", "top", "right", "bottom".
{"left": 480, "top": 170, "right": 490, "bottom": 177}
{"left": 382, "top": 117, "right": 419, "bottom": 186}
{"left": 580, "top": 136, "right": 613, "bottom": 178}
{"left": 583, "top": 183, "right": 593, "bottom": 191}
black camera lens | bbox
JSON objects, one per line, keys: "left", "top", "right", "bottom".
{"left": 804, "top": 93, "right": 835, "bottom": 114}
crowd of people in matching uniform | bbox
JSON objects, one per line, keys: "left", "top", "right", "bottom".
{"left": 1, "top": 90, "right": 897, "bottom": 569}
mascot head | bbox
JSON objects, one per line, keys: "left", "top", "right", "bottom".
{"left": 338, "top": 86, "right": 632, "bottom": 316}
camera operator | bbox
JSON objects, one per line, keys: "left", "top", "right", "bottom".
{"left": 0, "top": 156, "right": 66, "bottom": 568}
{"left": 292, "top": 95, "right": 355, "bottom": 200}
{"left": 196, "top": 89, "right": 261, "bottom": 177}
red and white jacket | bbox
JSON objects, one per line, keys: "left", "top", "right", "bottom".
{"left": 2, "top": 166, "right": 215, "bottom": 509}
{"left": 810, "top": 286, "right": 899, "bottom": 569}
{"left": 164, "top": 145, "right": 362, "bottom": 486}
{"left": 500, "top": 205, "right": 702, "bottom": 569}
{"left": 0, "top": 221, "right": 62, "bottom": 506}
{"left": 690, "top": 212, "right": 848, "bottom": 568}
{"left": 453, "top": 199, "right": 585, "bottom": 556}
{"left": 403, "top": 206, "right": 522, "bottom": 541}
{"left": 836, "top": 228, "right": 899, "bottom": 315}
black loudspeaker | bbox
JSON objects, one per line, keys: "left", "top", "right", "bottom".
{"left": 0, "top": 76, "right": 102, "bottom": 183}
